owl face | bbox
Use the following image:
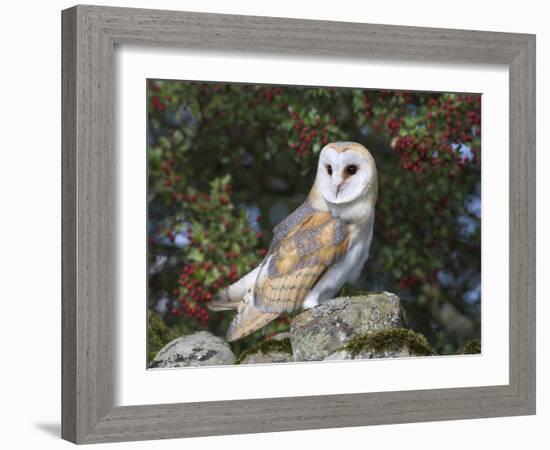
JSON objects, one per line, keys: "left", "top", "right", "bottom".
{"left": 316, "top": 143, "right": 376, "bottom": 205}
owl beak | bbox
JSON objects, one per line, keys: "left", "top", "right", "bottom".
{"left": 335, "top": 182, "right": 344, "bottom": 198}
{"left": 332, "top": 173, "right": 344, "bottom": 198}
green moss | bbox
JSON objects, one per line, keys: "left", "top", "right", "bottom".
{"left": 236, "top": 338, "right": 293, "bottom": 364}
{"left": 343, "top": 328, "right": 435, "bottom": 357}
{"left": 147, "top": 310, "right": 178, "bottom": 364}
{"left": 337, "top": 283, "right": 353, "bottom": 297}
{"left": 336, "top": 286, "right": 386, "bottom": 297}
{"left": 461, "top": 339, "right": 481, "bottom": 355}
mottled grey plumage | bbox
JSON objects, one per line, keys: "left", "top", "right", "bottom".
{"left": 269, "top": 201, "right": 315, "bottom": 250}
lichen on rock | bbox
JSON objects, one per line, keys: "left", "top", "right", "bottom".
{"left": 149, "top": 293, "right": 437, "bottom": 367}
{"left": 290, "top": 292, "right": 404, "bottom": 361}
{"left": 150, "top": 331, "right": 236, "bottom": 368}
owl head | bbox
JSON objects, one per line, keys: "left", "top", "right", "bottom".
{"left": 315, "top": 142, "right": 377, "bottom": 205}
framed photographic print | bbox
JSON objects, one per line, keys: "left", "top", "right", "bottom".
{"left": 61, "top": 4, "right": 536, "bottom": 444}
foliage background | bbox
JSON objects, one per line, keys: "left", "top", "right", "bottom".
{"left": 147, "top": 79, "right": 481, "bottom": 361}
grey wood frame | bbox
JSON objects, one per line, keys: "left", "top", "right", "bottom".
{"left": 61, "top": 4, "right": 536, "bottom": 444}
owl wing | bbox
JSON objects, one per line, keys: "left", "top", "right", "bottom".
{"left": 253, "top": 208, "right": 350, "bottom": 313}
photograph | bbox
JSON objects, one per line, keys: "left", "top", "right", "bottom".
{"left": 146, "top": 79, "right": 482, "bottom": 368}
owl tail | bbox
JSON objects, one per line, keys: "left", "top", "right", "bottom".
{"left": 207, "top": 266, "right": 277, "bottom": 341}
{"left": 226, "top": 294, "right": 278, "bottom": 342}
{"left": 208, "top": 288, "right": 240, "bottom": 311}
{"left": 208, "top": 266, "right": 261, "bottom": 312}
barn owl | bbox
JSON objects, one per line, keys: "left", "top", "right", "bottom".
{"left": 209, "top": 142, "right": 378, "bottom": 341}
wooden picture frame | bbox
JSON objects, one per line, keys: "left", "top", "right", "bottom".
{"left": 61, "top": 5, "right": 536, "bottom": 444}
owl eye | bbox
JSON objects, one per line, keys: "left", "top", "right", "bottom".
{"left": 326, "top": 164, "right": 333, "bottom": 175}
{"left": 346, "top": 165, "right": 358, "bottom": 176}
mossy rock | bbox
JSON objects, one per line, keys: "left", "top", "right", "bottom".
{"left": 151, "top": 331, "right": 236, "bottom": 368}
{"left": 326, "top": 328, "right": 435, "bottom": 361}
{"left": 290, "top": 293, "right": 404, "bottom": 361}
{"left": 147, "top": 310, "right": 178, "bottom": 364}
{"left": 461, "top": 339, "right": 481, "bottom": 355}
{"left": 237, "top": 338, "right": 293, "bottom": 364}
